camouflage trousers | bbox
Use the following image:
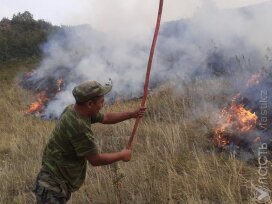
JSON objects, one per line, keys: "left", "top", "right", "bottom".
{"left": 33, "top": 167, "right": 71, "bottom": 204}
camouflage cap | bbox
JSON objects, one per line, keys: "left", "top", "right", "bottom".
{"left": 72, "top": 80, "right": 112, "bottom": 103}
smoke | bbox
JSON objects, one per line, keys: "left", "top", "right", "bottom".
{"left": 26, "top": 0, "right": 272, "bottom": 123}
{"left": 156, "top": 1, "right": 272, "bottom": 96}
{"left": 61, "top": 0, "right": 201, "bottom": 36}
{"left": 27, "top": 25, "right": 153, "bottom": 118}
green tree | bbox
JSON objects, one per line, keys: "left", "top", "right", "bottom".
{"left": 12, "top": 11, "right": 34, "bottom": 23}
{"left": 0, "top": 11, "right": 59, "bottom": 62}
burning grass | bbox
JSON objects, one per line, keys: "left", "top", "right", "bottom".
{"left": 22, "top": 72, "right": 64, "bottom": 116}
{"left": 215, "top": 101, "right": 258, "bottom": 147}
{"left": 212, "top": 72, "right": 272, "bottom": 162}
{"left": 0, "top": 61, "right": 272, "bottom": 203}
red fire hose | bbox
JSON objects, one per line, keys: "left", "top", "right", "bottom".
{"left": 126, "top": 0, "right": 164, "bottom": 149}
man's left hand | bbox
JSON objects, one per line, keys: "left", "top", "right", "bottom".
{"left": 132, "top": 107, "right": 146, "bottom": 119}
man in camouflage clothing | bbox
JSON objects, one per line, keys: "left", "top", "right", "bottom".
{"left": 33, "top": 80, "right": 145, "bottom": 204}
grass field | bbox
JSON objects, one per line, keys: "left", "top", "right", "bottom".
{"left": 0, "top": 59, "right": 271, "bottom": 204}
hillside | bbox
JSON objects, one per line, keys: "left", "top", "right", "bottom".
{"left": 0, "top": 60, "right": 271, "bottom": 203}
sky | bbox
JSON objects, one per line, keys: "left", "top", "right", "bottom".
{"left": 0, "top": 0, "right": 270, "bottom": 33}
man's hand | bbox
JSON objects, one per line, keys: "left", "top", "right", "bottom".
{"left": 120, "top": 148, "right": 132, "bottom": 162}
{"left": 86, "top": 148, "right": 132, "bottom": 166}
{"left": 131, "top": 107, "right": 146, "bottom": 119}
{"left": 102, "top": 107, "right": 146, "bottom": 124}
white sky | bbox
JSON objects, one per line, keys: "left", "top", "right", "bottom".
{"left": 0, "top": 0, "right": 270, "bottom": 33}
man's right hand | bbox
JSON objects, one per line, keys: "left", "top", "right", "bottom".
{"left": 120, "top": 149, "right": 132, "bottom": 162}
{"left": 86, "top": 148, "right": 132, "bottom": 166}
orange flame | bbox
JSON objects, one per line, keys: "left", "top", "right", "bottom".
{"left": 215, "top": 73, "right": 264, "bottom": 147}
{"left": 25, "top": 78, "right": 64, "bottom": 115}
{"left": 215, "top": 127, "right": 230, "bottom": 147}
{"left": 215, "top": 103, "right": 257, "bottom": 147}
{"left": 25, "top": 91, "right": 49, "bottom": 114}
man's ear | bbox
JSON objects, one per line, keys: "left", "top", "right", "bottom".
{"left": 87, "top": 100, "right": 94, "bottom": 108}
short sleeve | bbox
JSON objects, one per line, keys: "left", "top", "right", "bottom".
{"left": 91, "top": 112, "right": 104, "bottom": 124}
{"left": 70, "top": 131, "right": 99, "bottom": 157}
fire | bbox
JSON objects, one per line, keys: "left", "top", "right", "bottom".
{"left": 25, "top": 78, "right": 64, "bottom": 115}
{"left": 215, "top": 103, "right": 257, "bottom": 147}
{"left": 215, "top": 127, "right": 229, "bottom": 147}
{"left": 25, "top": 91, "right": 48, "bottom": 114}
{"left": 214, "top": 73, "right": 263, "bottom": 148}
{"left": 228, "top": 104, "right": 257, "bottom": 131}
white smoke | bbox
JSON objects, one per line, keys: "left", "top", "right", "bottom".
{"left": 27, "top": 1, "right": 272, "bottom": 118}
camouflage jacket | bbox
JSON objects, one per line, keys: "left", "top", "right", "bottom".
{"left": 42, "top": 105, "right": 103, "bottom": 192}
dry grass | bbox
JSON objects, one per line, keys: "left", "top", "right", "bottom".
{"left": 0, "top": 60, "right": 271, "bottom": 204}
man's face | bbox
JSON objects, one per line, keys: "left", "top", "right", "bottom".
{"left": 88, "top": 96, "right": 104, "bottom": 117}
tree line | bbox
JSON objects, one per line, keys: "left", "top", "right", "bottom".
{"left": 0, "top": 11, "right": 59, "bottom": 62}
